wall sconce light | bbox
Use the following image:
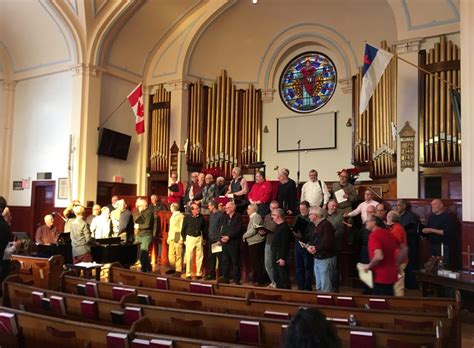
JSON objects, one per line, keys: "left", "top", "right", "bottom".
{"left": 263, "top": 125, "right": 269, "bottom": 133}
{"left": 346, "top": 118, "right": 352, "bottom": 127}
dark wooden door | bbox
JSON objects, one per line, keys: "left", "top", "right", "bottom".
{"left": 32, "top": 181, "right": 56, "bottom": 233}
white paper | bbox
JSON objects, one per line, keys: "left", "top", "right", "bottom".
{"left": 227, "top": 193, "right": 234, "bottom": 199}
{"left": 74, "top": 262, "right": 103, "bottom": 268}
{"left": 334, "top": 189, "right": 347, "bottom": 204}
{"left": 211, "top": 242, "right": 222, "bottom": 254}
{"left": 357, "top": 263, "right": 373, "bottom": 289}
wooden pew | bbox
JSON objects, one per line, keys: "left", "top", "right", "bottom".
{"left": 0, "top": 306, "right": 253, "bottom": 347}
{"left": 12, "top": 254, "right": 64, "bottom": 290}
{"left": 60, "top": 274, "right": 455, "bottom": 344}
{"left": 109, "top": 266, "right": 460, "bottom": 312}
{"left": 5, "top": 279, "right": 445, "bottom": 348}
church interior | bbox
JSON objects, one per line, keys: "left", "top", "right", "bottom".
{"left": 1, "top": 0, "right": 474, "bottom": 346}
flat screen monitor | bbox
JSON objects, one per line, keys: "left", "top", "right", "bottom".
{"left": 97, "top": 128, "right": 132, "bottom": 161}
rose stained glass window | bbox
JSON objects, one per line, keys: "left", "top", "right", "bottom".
{"left": 279, "top": 52, "right": 337, "bottom": 113}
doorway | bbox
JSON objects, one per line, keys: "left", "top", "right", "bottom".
{"left": 31, "top": 181, "right": 56, "bottom": 233}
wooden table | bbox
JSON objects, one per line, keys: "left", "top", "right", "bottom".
{"left": 66, "top": 263, "right": 103, "bottom": 281}
{"left": 414, "top": 270, "right": 474, "bottom": 311}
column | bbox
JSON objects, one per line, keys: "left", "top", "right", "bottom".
{"left": 166, "top": 79, "right": 190, "bottom": 181}
{"left": 136, "top": 84, "right": 152, "bottom": 196}
{"left": 0, "top": 81, "right": 16, "bottom": 198}
{"left": 461, "top": 0, "right": 474, "bottom": 267}
{"left": 393, "top": 38, "right": 422, "bottom": 198}
{"left": 70, "top": 64, "right": 102, "bottom": 205}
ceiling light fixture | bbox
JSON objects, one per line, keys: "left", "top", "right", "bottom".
{"left": 252, "top": 0, "right": 258, "bottom": 4}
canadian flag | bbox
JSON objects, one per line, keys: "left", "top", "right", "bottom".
{"left": 127, "top": 83, "right": 145, "bottom": 134}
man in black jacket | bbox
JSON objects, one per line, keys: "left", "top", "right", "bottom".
{"left": 134, "top": 198, "right": 154, "bottom": 272}
{"left": 206, "top": 200, "right": 225, "bottom": 280}
{"left": 271, "top": 208, "right": 292, "bottom": 289}
{"left": 220, "top": 201, "right": 243, "bottom": 285}
{"left": 181, "top": 203, "right": 205, "bottom": 279}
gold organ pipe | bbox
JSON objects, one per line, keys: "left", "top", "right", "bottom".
{"left": 224, "top": 75, "right": 231, "bottom": 175}
{"left": 453, "top": 45, "right": 459, "bottom": 162}
{"left": 428, "top": 49, "right": 434, "bottom": 163}
{"left": 440, "top": 37, "right": 446, "bottom": 163}
{"left": 446, "top": 41, "right": 453, "bottom": 163}
{"left": 215, "top": 75, "right": 221, "bottom": 167}
{"left": 434, "top": 43, "right": 440, "bottom": 163}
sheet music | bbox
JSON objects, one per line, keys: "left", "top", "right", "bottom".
{"left": 74, "top": 262, "right": 103, "bottom": 268}
{"left": 334, "top": 189, "right": 348, "bottom": 203}
{"left": 357, "top": 263, "right": 373, "bottom": 288}
{"left": 211, "top": 242, "right": 222, "bottom": 254}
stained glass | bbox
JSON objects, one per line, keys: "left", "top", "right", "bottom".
{"left": 279, "top": 52, "right": 337, "bottom": 113}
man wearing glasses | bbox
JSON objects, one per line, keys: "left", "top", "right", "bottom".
{"left": 331, "top": 169, "right": 358, "bottom": 215}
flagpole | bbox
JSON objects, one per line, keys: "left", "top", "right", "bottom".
{"left": 97, "top": 97, "right": 127, "bottom": 130}
{"left": 395, "top": 54, "right": 459, "bottom": 90}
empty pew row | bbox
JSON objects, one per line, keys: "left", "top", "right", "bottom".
{"left": 0, "top": 306, "right": 254, "bottom": 348}
{"left": 109, "top": 266, "right": 460, "bottom": 312}
{"left": 3, "top": 281, "right": 444, "bottom": 348}
{"left": 58, "top": 275, "right": 455, "bottom": 345}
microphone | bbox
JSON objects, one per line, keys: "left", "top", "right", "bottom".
{"left": 297, "top": 139, "right": 301, "bottom": 145}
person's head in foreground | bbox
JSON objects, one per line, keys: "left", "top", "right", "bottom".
{"left": 284, "top": 307, "right": 341, "bottom": 348}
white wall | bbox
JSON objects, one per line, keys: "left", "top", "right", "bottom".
{"left": 0, "top": 85, "right": 5, "bottom": 176}
{"left": 8, "top": 71, "right": 73, "bottom": 207}
{"left": 98, "top": 74, "right": 139, "bottom": 184}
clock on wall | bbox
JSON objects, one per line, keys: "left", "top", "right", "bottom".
{"left": 279, "top": 52, "right": 337, "bottom": 113}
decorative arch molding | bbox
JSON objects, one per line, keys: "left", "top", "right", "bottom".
{"left": 0, "top": 42, "right": 14, "bottom": 80}
{"left": 48, "top": 0, "right": 144, "bottom": 68}
{"left": 257, "top": 23, "right": 359, "bottom": 90}
{"left": 144, "top": 0, "right": 235, "bottom": 86}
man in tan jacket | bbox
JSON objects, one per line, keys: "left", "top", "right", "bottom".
{"left": 166, "top": 203, "right": 184, "bottom": 276}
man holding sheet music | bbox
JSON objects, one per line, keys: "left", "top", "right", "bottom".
{"left": 331, "top": 169, "right": 357, "bottom": 215}
{"left": 206, "top": 201, "right": 225, "bottom": 280}
{"left": 220, "top": 201, "right": 243, "bottom": 285}
{"left": 362, "top": 216, "right": 407, "bottom": 296}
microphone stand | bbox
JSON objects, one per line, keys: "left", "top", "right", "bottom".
{"left": 296, "top": 139, "right": 301, "bottom": 190}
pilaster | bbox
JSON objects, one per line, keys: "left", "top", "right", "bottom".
{"left": 394, "top": 37, "right": 423, "bottom": 198}
{"left": 0, "top": 81, "right": 17, "bottom": 198}
{"left": 136, "top": 84, "right": 152, "bottom": 196}
{"left": 70, "top": 64, "right": 103, "bottom": 204}
{"left": 166, "top": 79, "right": 190, "bottom": 181}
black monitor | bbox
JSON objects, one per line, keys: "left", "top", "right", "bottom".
{"left": 97, "top": 128, "right": 132, "bottom": 161}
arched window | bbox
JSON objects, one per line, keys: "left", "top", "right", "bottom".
{"left": 279, "top": 52, "right": 337, "bottom": 113}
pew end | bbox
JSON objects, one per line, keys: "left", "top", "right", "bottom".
{"left": 131, "top": 316, "right": 153, "bottom": 333}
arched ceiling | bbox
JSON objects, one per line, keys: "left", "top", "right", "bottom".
{"left": 105, "top": 0, "right": 200, "bottom": 78}
{"left": 0, "top": 0, "right": 461, "bottom": 83}
{"left": 0, "top": 0, "right": 74, "bottom": 76}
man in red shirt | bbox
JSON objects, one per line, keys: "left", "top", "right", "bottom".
{"left": 363, "top": 216, "right": 407, "bottom": 296}
{"left": 168, "top": 172, "right": 184, "bottom": 208}
{"left": 386, "top": 211, "right": 409, "bottom": 296}
{"left": 248, "top": 171, "right": 273, "bottom": 217}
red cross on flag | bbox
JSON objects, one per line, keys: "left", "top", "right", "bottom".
{"left": 127, "top": 82, "right": 145, "bottom": 134}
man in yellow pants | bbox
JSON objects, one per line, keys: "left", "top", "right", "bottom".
{"left": 166, "top": 203, "right": 184, "bottom": 276}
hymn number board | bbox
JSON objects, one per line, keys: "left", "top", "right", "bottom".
{"left": 399, "top": 121, "right": 416, "bottom": 171}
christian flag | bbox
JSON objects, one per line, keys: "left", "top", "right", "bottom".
{"left": 359, "top": 44, "right": 393, "bottom": 115}
{"left": 127, "top": 82, "right": 145, "bottom": 134}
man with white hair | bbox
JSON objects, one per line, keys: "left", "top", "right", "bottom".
{"left": 243, "top": 204, "right": 266, "bottom": 285}
{"left": 134, "top": 198, "right": 154, "bottom": 272}
{"left": 200, "top": 174, "right": 217, "bottom": 214}
{"left": 276, "top": 168, "right": 297, "bottom": 215}
{"left": 215, "top": 176, "right": 228, "bottom": 196}
{"left": 226, "top": 167, "right": 248, "bottom": 213}
{"left": 35, "top": 214, "right": 60, "bottom": 245}
{"left": 306, "top": 206, "right": 337, "bottom": 292}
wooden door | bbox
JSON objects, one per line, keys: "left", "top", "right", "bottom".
{"left": 31, "top": 181, "right": 56, "bottom": 233}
